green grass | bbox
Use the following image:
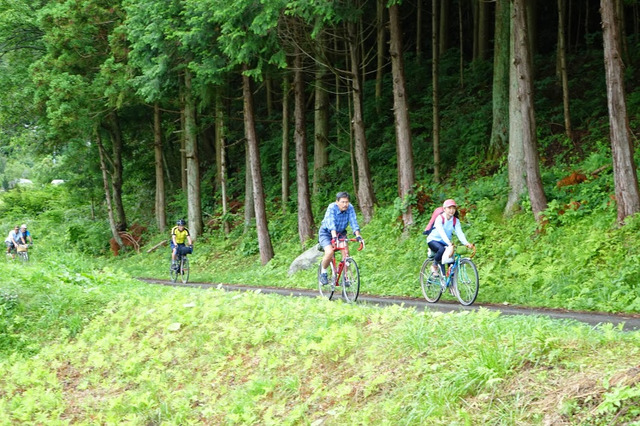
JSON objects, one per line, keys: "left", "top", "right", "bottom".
{"left": 1, "top": 264, "right": 639, "bottom": 424}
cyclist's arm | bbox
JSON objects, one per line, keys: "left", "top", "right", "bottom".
{"left": 453, "top": 221, "right": 470, "bottom": 246}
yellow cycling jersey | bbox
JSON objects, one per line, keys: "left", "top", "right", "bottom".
{"left": 171, "top": 226, "right": 190, "bottom": 244}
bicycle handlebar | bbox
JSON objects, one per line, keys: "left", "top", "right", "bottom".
{"left": 334, "top": 238, "right": 364, "bottom": 251}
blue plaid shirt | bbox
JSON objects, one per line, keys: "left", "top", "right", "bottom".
{"left": 320, "top": 202, "right": 360, "bottom": 235}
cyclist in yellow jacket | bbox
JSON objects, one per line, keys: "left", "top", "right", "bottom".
{"left": 171, "top": 219, "right": 193, "bottom": 270}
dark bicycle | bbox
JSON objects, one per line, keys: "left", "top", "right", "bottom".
{"left": 170, "top": 245, "right": 192, "bottom": 283}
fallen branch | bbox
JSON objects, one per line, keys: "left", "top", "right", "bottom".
{"left": 147, "top": 240, "right": 168, "bottom": 253}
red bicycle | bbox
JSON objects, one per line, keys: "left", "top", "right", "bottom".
{"left": 317, "top": 238, "right": 364, "bottom": 302}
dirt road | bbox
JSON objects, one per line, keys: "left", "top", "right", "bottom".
{"left": 139, "top": 278, "right": 640, "bottom": 332}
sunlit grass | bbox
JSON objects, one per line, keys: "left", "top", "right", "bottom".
{"left": 1, "top": 265, "right": 639, "bottom": 424}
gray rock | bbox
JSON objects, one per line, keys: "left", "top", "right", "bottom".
{"left": 288, "top": 244, "right": 324, "bottom": 275}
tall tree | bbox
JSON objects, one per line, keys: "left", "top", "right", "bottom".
{"left": 313, "top": 32, "right": 329, "bottom": 196}
{"left": 281, "top": 74, "right": 291, "bottom": 214}
{"left": 432, "top": 0, "right": 442, "bottom": 183}
{"left": 293, "top": 40, "right": 315, "bottom": 244}
{"left": 153, "top": 103, "right": 167, "bottom": 232}
{"left": 601, "top": 0, "right": 640, "bottom": 223}
{"left": 557, "top": 0, "right": 573, "bottom": 140}
{"left": 214, "top": 89, "right": 230, "bottom": 235}
{"left": 505, "top": 5, "right": 526, "bottom": 216}
{"left": 512, "top": 0, "right": 547, "bottom": 220}
{"left": 347, "top": 19, "right": 375, "bottom": 223}
{"left": 488, "top": 0, "right": 510, "bottom": 160}
{"left": 389, "top": 3, "right": 415, "bottom": 229}
{"left": 242, "top": 66, "right": 275, "bottom": 264}
{"left": 183, "top": 68, "right": 203, "bottom": 238}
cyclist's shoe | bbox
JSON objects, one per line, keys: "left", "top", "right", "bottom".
{"left": 171, "top": 263, "right": 179, "bottom": 271}
{"left": 431, "top": 265, "right": 440, "bottom": 277}
{"left": 319, "top": 272, "right": 329, "bottom": 285}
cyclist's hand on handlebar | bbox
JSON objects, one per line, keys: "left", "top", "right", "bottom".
{"left": 356, "top": 235, "right": 365, "bottom": 250}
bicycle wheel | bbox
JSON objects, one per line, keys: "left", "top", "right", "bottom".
{"left": 18, "top": 251, "right": 29, "bottom": 262}
{"left": 170, "top": 257, "right": 179, "bottom": 282}
{"left": 341, "top": 257, "right": 360, "bottom": 303}
{"left": 318, "top": 261, "right": 336, "bottom": 300}
{"left": 180, "top": 256, "right": 190, "bottom": 284}
{"left": 453, "top": 258, "right": 479, "bottom": 306}
{"left": 420, "top": 258, "right": 443, "bottom": 303}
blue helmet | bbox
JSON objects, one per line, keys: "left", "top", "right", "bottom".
{"left": 176, "top": 219, "right": 186, "bottom": 226}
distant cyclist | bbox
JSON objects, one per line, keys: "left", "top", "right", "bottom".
{"left": 16, "top": 224, "right": 33, "bottom": 246}
{"left": 4, "top": 225, "right": 20, "bottom": 256}
{"left": 171, "top": 219, "right": 193, "bottom": 270}
{"left": 426, "top": 199, "right": 474, "bottom": 276}
{"left": 318, "top": 191, "right": 364, "bottom": 285}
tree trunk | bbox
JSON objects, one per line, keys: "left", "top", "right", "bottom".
{"left": 489, "top": 0, "right": 510, "bottom": 160}
{"left": 183, "top": 68, "right": 203, "bottom": 238}
{"left": 513, "top": 0, "right": 547, "bottom": 220}
{"left": 215, "top": 88, "right": 230, "bottom": 235}
{"left": 601, "top": 0, "right": 640, "bottom": 223}
{"left": 432, "top": 0, "right": 441, "bottom": 183}
{"left": 106, "top": 112, "right": 126, "bottom": 231}
{"left": 282, "top": 74, "right": 290, "bottom": 214}
{"left": 348, "top": 20, "right": 375, "bottom": 224}
{"left": 557, "top": 0, "right": 573, "bottom": 141}
{"left": 242, "top": 65, "right": 274, "bottom": 264}
{"left": 96, "top": 129, "right": 123, "bottom": 248}
{"left": 180, "top": 108, "right": 187, "bottom": 193}
{"left": 376, "top": 0, "right": 386, "bottom": 108}
{"left": 458, "top": 0, "right": 464, "bottom": 88}
{"left": 244, "top": 142, "right": 255, "bottom": 229}
{"left": 415, "top": 0, "right": 422, "bottom": 60}
{"left": 439, "top": 0, "right": 449, "bottom": 56}
{"left": 313, "top": 35, "right": 329, "bottom": 196}
{"left": 153, "top": 103, "right": 166, "bottom": 233}
{"left": 505, "top": 5, "right": 526, "bottom": 216}
{"left": 293, "top": 45, "right": 316, "bottom": 244}
{"left": 389, "top": 4, "right": 415, "bottom": 229}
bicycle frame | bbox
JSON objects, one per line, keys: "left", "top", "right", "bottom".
{"left": 329, "top": 239, "right": 353, "bottom": 287}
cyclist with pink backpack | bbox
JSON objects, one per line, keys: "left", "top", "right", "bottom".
{"left": 424, "top": 199, "right": 474, "bottom": 276}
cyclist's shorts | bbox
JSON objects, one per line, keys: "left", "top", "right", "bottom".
{"left": 5, "top": 241, "right": 15, "bottom": 249}
{"left": 318, "top": 230, "right": 346, "bottom": 249}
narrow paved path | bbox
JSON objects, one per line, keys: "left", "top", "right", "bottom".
{"left": 138, "top": 278, "right": 640, "bottom": 332}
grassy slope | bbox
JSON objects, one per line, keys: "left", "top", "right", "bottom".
{"left": 1, "top": 265, "right": 639, "bottom": 424}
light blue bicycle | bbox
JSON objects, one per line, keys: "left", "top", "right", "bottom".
{"left": 419, "top": 246, "right": 478, "bottom": 305}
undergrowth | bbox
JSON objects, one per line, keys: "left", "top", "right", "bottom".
{"left": 1, "top": 274, "right": 639, "bottom": 424}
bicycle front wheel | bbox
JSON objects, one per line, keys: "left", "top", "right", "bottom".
{"left": 170, "top": 258, "right": 179, "bottom": 282}
{"left": 18, "top": 251, "right": 29, "bottom": 262}
{"left": 341, "top": 258, "right": 360, "bottom": 303}
{"left": 318, "top": 261, "right": 335, "bottom": 300}
{"left": 453, "top": 258, "right": 479, "bottom": 306}
{"left": 420, "top": 258, "right": 443, "bottom": 303}
{"left": 180, "top": 256, "right": 190, "bottom": 284}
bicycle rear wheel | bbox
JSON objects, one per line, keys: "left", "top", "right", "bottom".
{"left": 420, "top": 258, "right": 443, "bottom": 303}
{"left": 318, "top": 261, "right": 335, "bottom": 300}
{"left": 341, "top": 258, "right": 360, "bottom": 303}
{"left": 453, "top": 258, "right": 479, "bottom": 306}
{"left": 180, "top": 256, "right": 190, "bottom": 283}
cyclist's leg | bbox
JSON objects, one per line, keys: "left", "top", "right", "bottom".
{"left": 427, "top": 241, "right": 447, "bottom": 275}
{"left": 318, "top": 230, "right": 334, "bottom": 285}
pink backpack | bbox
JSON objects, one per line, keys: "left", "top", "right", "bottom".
{"left": 423, "top": 207, "right": 457, "bottom": 235}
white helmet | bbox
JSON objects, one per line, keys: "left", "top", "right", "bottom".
{"left": 20, "top": 224, "right": 27, "bottom": 229}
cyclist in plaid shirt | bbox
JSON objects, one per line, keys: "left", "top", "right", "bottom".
{"left": 318, "top": 191, "right": 364, "bottom": 285}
